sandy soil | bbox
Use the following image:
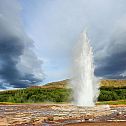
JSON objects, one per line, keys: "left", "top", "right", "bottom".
{"left": 0, "top": 116, "right": 8, "bottom": 126}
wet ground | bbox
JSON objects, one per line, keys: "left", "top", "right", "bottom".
{"left": 0, "top": 104, "right": 126, "bottom": 125}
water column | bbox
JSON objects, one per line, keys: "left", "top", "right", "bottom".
{"left": 71, "top": 31, "right": 98, "bottom": 106}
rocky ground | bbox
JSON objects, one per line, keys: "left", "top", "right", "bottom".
{"left": 0, "top": 104, "right": 126, "bottom": 126}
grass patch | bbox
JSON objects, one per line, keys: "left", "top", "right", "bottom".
{"left": 97, "top": 100, "right": 126, "bottom": 105}
{"left": 0, "top": 102, "right": 15, "bottom": 105}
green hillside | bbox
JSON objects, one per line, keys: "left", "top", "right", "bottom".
{"left": 0, "top": 79, "right": 126, "bottom": 103}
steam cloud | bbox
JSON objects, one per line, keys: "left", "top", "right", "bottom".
{"left": 0, "top": 0, "right": 44, "bottom": 89}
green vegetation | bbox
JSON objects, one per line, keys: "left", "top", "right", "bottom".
{"left": 0, "top": 88, "right": 72, "bottom": 103}
{"left": 0, "top": 87, "right": 125, "bottom": 103}
{"left": 98, "top": 87, "right": 126, "bottom": 101}
{"left": 0, "top": 79, "right": 126, "bottom": 103}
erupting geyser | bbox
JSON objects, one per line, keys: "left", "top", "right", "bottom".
{"left": 71, "top": 31, "right": 99, "bottom": 106}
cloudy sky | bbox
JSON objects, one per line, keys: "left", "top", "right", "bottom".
{"left": 0, "top": 0, "right": 126, "bottom": 89}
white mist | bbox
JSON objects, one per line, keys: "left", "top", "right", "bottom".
{"left": 71, "top": 31, "right": 99, "bottom": 106}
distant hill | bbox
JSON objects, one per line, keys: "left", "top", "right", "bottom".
{"left": 29, "top": 79, "right": 126, "bottom": 89}
{"left": 100, "top": 80, "right": 126, "bottom": 88}
{"left": 29, "top": 79, "right": 70, "bottom": 89}
{"left": 42, "top": 79, "right": 70, "bottom": 89}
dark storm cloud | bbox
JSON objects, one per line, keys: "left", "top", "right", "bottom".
{"left": 95, "top": 51, "right": 126, "bottom": 78}
{"left": 95, "top": 27, "right": 126, "bottom": 79}
{"left": 0, "top": 0, "right": 43, "bottom": 89}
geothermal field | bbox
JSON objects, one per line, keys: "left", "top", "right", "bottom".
{"left": 0, "top": 104, "right": 126, "bottom": 125}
